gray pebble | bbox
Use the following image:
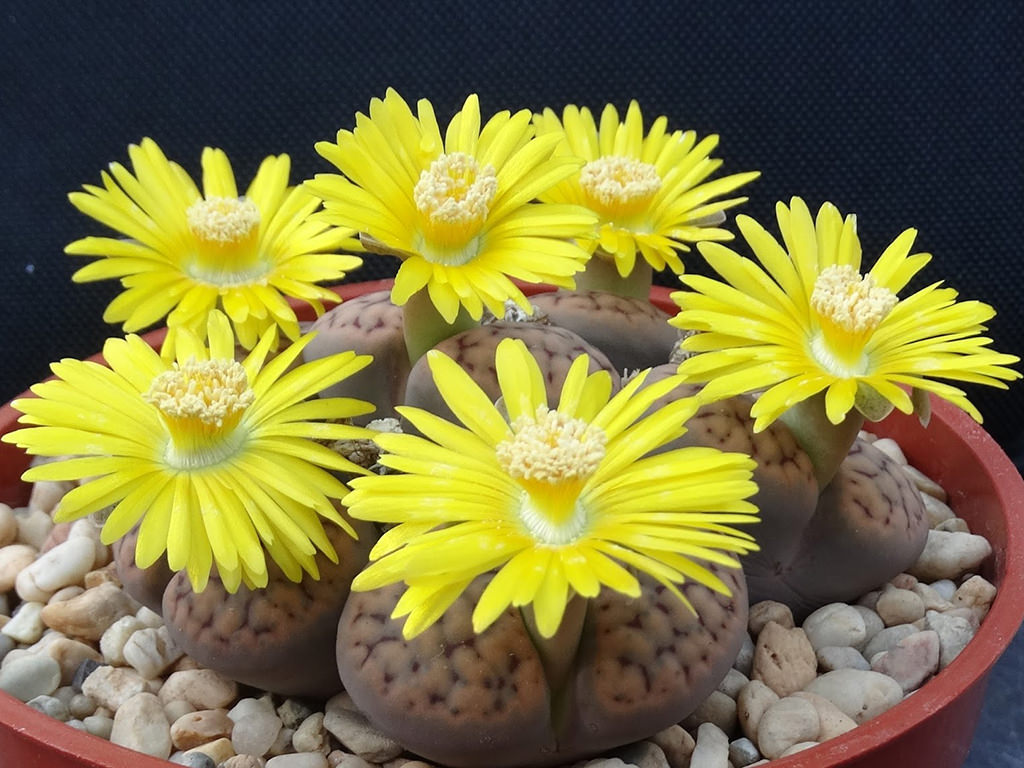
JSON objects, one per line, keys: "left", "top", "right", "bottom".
{"left": 71, "top": 658, "right": 104, "bottom": 691}
{"left": 728, "top": 737, "right": 761, "bottom": 767}
{"left": 863, "top": 624, "right": 919, "bottom": 659}
{"left": 816, "top": 645, "right": 871, "bottom": 672}
{"left": 0, "top": 633, "right": 15, "bottom": 663}
{"left": 802, "top": 603, "right": 867, "bottom": 651}
{"left": 733, "top": 632, "right": 755, "bottom": 677}
{"left": 929, "top": 579, "right": 957, "bottom": 601}
{"left": 171, "top": 753, "right": 216, "bottom": 768}
{"left": 26, "top": 693, "right": 70, "bottom": 721}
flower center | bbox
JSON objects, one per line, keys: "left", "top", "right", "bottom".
{"left": 186, "top": 196, "right": 264, "bottom": 284}
{"left": 145, "top": 358, "right": 254, "bottom": 469}
{"left": 413, "top": 152, "right": 497, "bottom": 258}
{"left": 810, "top": 265, "right": 898, "bottom": 373}
{"left": 495, "top": 406, "right": 606, "bottom": 545}
{"left": 579, "top": 156, "right": 661, "bottom": 220}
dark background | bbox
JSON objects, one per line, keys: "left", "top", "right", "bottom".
{"left": 1, "top": 2, "right": 1021, "bottom": 765}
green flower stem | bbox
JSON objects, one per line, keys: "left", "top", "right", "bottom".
{"left": 402, "top": 288, "right": 478, "bottom": 363}
{"left": 777, "top": 393, "right": 865, "bottom": 490}
{"left": 521, "top": 594, "right": 587, "bottom": 699}
{"left": 574, "top": 252, "right": 653, "bottom": 300}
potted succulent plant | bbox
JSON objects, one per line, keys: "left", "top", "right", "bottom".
{"left": 0, "top": 91, "right": 1021, "bottom": 768}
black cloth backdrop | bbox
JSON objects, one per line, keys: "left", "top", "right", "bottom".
{"left": 2, "top": 3, "right": 1023, "bottom": 765}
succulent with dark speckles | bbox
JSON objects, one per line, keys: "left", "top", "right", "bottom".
{"left": 163, "top": 516, "right": 377, "bottom": 697}
{"left": 338, "top": 565, "right": 747, "bottom": 768}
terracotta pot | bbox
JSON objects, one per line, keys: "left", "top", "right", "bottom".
{"left": 1, "top": 281, "right": 1022, "bottom": 768}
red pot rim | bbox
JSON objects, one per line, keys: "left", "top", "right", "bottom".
{"left": 2, "top": 280, "right": 1022, "bottom": 768}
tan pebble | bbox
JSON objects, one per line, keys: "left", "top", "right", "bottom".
{"left": 160, "top": 668, "right": 238, "bottom": 710}
{"left": 171, "top": 654, "right": 205, "bottom": 672}
{"left": 901, "top": 464, "right": 947, "bottom": 502}
{"left": 611, "top": 740, "right": 669, "bottom": 768}
{"left": 651, "top": 723, "right": 695, "bottom": 768}
{"left": 936, "top": 518, "right": 971, "bottom": 534}
{"left": 47, "top": 586, "right": 85, "bottom": 604}
{"left": 323, "top": 705, "right": 404, "bottom": 763}
{"left": 779, "top": 741, "right": 820, "bottom": 757}
{"left": 682, "top": 688, "right": 737, "bottom": 735}
{"left": 185, "top": 737, "right": 237, "bottom": 764}
{"left": 756, "top": 696, "right": 820, "bottom": 759}
{"left": 737, "top": 679, "right": 780, "bottom": 742}
{"left": 42, "top": 636, "right": 102, "bottom": 686}
{"left": 792, "top": 691, "right": 857, "bottom": 741}
{"left": 222, "top": 756, "right": 265, "bottom": 768}
{"left": 0, "top": 503, "right": 18, "bottom": 547}
{"left": 912, "top": 582, "right": 954, "bottom": 612}
{"left": 324, "top": 753, "right": 370, "bottom": 768}
{"left": 952, "top": 575, "right": 997, "bottom": 622}
{"left": 751, "top": 621, "right": 817, "bottom": 697}
{"left": 292, "top": 712, "right": 329, "bottom": 754}
{"left": 83, "top": 562, "right": 121, "bottom": 589}
{"left": 81, "top": 665, "right": 150, "bottom": 711}
{"left": 875, "top": 588, "right": 926, "bottom": 626}
{"left": 748, "top": 601, "right": 794, "bottom": 635}
{"left": 29, "top": 480, "right": 76, "bottom": 515}
{"left": 39, "top": 582, "right": 138, "bottom": 640}
{"left": 40, "top": 522, "right": 73, "bottom": 553}
{"left": 888, "top": 573, "right": 918, "bottom": 590}
{"left": 2, "top": 600, "right": 46, "bottom": 643}
{"left": 171, "top": 708, "right": 235, "bottom": 750}
{"left": 0, "top": 544, "right": 39, "bottom": 592}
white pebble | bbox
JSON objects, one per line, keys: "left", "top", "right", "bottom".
{"left": 804, "top": 669, "right": 904, "bottom": 724}
{"left": 29, "top": 480, "right": 75, "bottom": 515}
{"left": 871, "top": 438, "right": 907, "bottom": 464}
{"left": 123, "top": 625, "right": 183, "bottom": 679}
{"left": 135, "top": 605, "right": 165, "bottom": 628}
{"left": 17, "top": 537, "right": 96, "bottom": 603}
{"left": 232, "top": 709, "right": 284, "bottom": 757}
{"left": 84, "top": 714, "right": 114, "bottom": 739}
{"left": 901, "top": 464, "right": 947, "bottom": 501}
{"left": 2, "top": 600, "right": 47, "bottom": 643}
{"left": 160, "top": 669, "right": 238, "bottom": 710}
{"left": 293, "top": 712, "right": 329, "bottom": 754}
{"left": 266, "top": 754, "right": 330, "bottom": 768}
{"left": 802, "top": 603, "right": 867, "bottom": 651}
{"left": 323, "top": 702, "right": 404, "bottom": 762}
{"left": 0, "top": 543, "right": 39, "bottom": 592}
{"left": 0, "top": 653, "right": 62, "bottom": 701}
{"left": 82, "top": 664, "right": 150, "bottom": 711}
{"left": 952, "top": 575, "right": 997, "bottom": 622}
{"left": 924, "top": 610, "right": 977, "bottom": 669}
{"left": 815, "top": 646, "right": 870, "bottom": 672}
{"left": 110, "top": 691, "right": 172, "bottom": 758}
{"left": 16, "top": 506, "right": 55, "bottom": 549}
{"left": 100, "top": 616, "right": 146, "bottom": 665}
{"left": 921, "top": 494, "right": 955, "bottom": 528}
{"left": 908, "top": 530, "right": 992, "bottom": 581}
{"left": 689, "top": 722, "right": 730, "bottom": 768}
{"left": 756, "top": 696, "right": 820, "bottom": 759}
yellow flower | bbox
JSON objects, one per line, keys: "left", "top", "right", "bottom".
{"left": 672, "top": 197, "right": 1021, "bottom": 430}
{"left": 344, "top": 338, "right": 759, "bottom": 639}
{"left": 309, "top": 90, "right": 597, "bottom": 323}
{"left": 3, "top": 311, "right": 375, "bottom": 593}
{"left": 67, "top": 138, "right": 363, "bottom": 353}
{"left": 534, "top": 101, "right": 760, "bottom": 277}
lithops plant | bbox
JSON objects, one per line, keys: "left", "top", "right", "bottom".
{"left": 403, "top": 320, "right": 620, "bottom": 425}
{"left": 524, "top": 100, "right": 757, "bottom": 368}
{"left": 3, "top": 311, "right": 381, "bottom": 690}
{"left": 340, "top": 338, "right": 760, "bottom": 766}
{"left": 670, "top": 197, "right": 1020, "bottom": 613}
{"left": 302, "top": 289, "right": 410, "bottom": 424}
{"left": 163, "top": 513, "right": 376, "bottom": 697}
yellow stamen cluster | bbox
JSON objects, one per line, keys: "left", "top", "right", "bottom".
{"left": 413, "top": 152, "right": 497, "bottom": 253}
{"left": 579, "top": 156, "right": 661, "bottom": 220}
{"left": 495, "top": 406, "right": 607, "bottom": 545}
{"left": 186, "top": 196, "right": 263, "bottom": 282}
{"left": 812, "top": 265, "right": 898, "bottom": 336}
{"left": 810, "top": 264, "right": 898, "bottom": 373}
{"left": 146, "top": 358, "right": 253, "bottom": 467}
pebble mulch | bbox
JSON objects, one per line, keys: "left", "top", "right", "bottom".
{"left": 0, "top": 431, "right": 998, "bottom": 768}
